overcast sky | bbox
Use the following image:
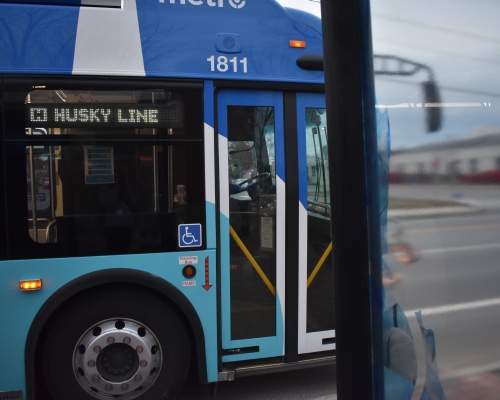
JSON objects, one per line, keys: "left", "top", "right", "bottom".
{"left": 276, "top": 0, "right": 500, "bottom": 149}
{"left": 277, "top": 0, "right": 320, "bottom": 17}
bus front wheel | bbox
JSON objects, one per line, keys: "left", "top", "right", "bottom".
{"left": 42, "top": 287, "right": 191, "bottom": 400}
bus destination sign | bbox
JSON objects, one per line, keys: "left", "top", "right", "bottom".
{"left": 26, "top": 103, "right": 183, "bottom": 128}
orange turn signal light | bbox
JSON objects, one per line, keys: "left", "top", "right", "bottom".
{"left": 20, "top": 279, "right": 42, "bottom": 291}
{"left": 290, "top": 40, "right": 306, "bottom": 48}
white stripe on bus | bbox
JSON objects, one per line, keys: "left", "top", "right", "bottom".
{"left": 73, "top": 0, "right": 145, "bottom": 76}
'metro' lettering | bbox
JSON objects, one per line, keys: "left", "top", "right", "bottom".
{"left": 161, "top": 0, "right": 246, "bottom": 9}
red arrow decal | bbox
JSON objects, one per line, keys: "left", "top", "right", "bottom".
{"left": 202, "top": 256, "right": 212, "bottom": 291}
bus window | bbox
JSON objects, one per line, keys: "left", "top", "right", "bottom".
{"left": 18, "top": 86, "right": 205, "bottom": 257}
{"left": 304, "top": 108, "right": 334, "bottom": 334}
{"left": 297, "top": 95, "right": 335, "bottom": 355}
{"left": 27, "top": 143, "right": 54, "bottom": 241}
{"left": 227, "top": 105, "right": 277, "bottom": 340}
{"left": 306, "top": 108, "right": 329, "bottom": 206}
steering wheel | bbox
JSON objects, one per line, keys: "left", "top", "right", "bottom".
{"left": 237, "top": 172, "right": 271, "bottom": 192}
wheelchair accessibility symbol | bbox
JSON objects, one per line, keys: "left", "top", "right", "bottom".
{"left": 178, "top": 224, "right": 202, "bottom": 248}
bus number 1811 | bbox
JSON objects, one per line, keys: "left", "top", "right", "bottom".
{"left": 207, "top": 55, "right": 248, "bottom": 73}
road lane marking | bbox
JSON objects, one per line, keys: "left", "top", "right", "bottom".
{"left": 406, "top": 222, "right": 500, "bottom": 234}
{"left": 388, "top": 206, "right": 471, "bottom": 218}
{"left": 405, "top": 296, "right": 500, "bottom": 318}
{"left": 440, "top": 360, "right": 500, "bottom": 381}
{"left": 419, "top": 242, "right": 500, "bottom": 255}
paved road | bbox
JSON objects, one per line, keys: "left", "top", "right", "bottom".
{"left": 385, "top": 209, "right": 500, "bottom": 398}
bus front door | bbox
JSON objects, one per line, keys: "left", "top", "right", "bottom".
{"left": 218, "top": 90, "right": 286, "bottom": 362}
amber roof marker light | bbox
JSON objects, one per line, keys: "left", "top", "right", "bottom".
{"left": 20, "top": 279, "right": 42, "bottom": 291}
{"left": 290, "top": 40, "right": 306, "bottom": 48}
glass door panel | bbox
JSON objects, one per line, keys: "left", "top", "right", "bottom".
{"left": 218, "top": 90, "right": 285, "bottom": 362}
{"left": 297, "top": 92, "right": 336, "bottom": 354}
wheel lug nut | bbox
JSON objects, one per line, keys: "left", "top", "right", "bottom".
{"left": 87, "top": 360, "right": 95, "bottom": 368}
{"left": 123, "top": 337, "right": 131, "bottom": 345}
{"left": 93, "top": 346, "right": 101, "bottom": 353}
{"left": 105, "top": 384, "right": 113, "bottom": 391}
{"left": 92, "top": 374, "right": 100, "bottom": 382}
{"left": 121, "top": 383, "right": 129, "bottom": 390}
{"left": 140, "top": 360, "right": 148, "bottom": 368}
{"left": 134, "top": 374, "right": 142, "bottom": 382}
{"left": 107, "top": 336, "right": 115, "bottom": 344}
{"left": 136, "top": 346, "right": 143, "bottom": 353}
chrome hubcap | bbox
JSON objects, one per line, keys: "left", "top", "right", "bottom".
{"left": 73, "top": 318, "right": 162, "bottom": 399}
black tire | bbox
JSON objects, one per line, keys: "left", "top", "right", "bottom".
{"left": 42, "top": 286, "right": 191, "bottom": 400}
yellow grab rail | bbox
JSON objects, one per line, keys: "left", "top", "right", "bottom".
{"left": 229, "top": 225, "right": 276, "bottom": 296}
{"left": 307, "top": 242, "right": 333, "bottom": 288}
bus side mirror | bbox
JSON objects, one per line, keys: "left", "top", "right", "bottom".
{"left": 422, "top": 80, "right": 442, "bottom": 133}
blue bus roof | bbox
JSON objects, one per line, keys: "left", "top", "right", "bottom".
{"left": 0, "top": 0, "right": 324, "bottom": 83}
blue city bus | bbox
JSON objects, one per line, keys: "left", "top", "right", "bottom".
{"left": 0, "top": 1, "right": 337, "bottom": 399}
